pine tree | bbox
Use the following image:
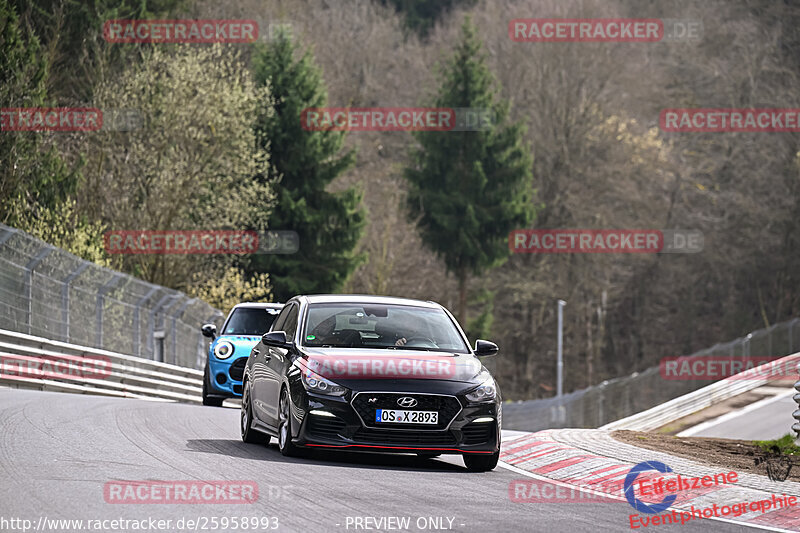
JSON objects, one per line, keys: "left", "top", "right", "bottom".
{"left": 0, "top": 0, "right": 80, "bottom": 224}
{"left": 380, "top": 0, "right": 477, "bottom": 37}
{"left": 249, "top": 31, "right": 365, "bottom": 301}
{"left": 404, "top": 17, "right": 536, "bottom": 323}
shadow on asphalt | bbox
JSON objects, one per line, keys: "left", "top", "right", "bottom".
{"left": 185, "top": 438, "right": 476, "bottom": 473}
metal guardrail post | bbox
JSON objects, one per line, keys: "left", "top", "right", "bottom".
{"left": 148, "top": 293, "right": 178, "bottom": 361}
{"left": 133, "top": 286, "right": 159, "bottom": 356}
{"left": 788, "top": 318, "right": 800, "bottom": 354}
{"left": 598, "top": 380, "right": 608, "bottom": 426}
{"left": 170, "top": 297, "right": 196, "bottom": 365}
{"left": 0, "top": 227, "right": 16, "bottom": 247}
{"left": 96, "top": 274, "right": 124, "bottom": 348}
{"left": 24, "top": 246, "right": 53, "bottom": 334}
{"left": 61, "top": 263, "right": 90, "bottom": 341}
{"left": 159, "top": 295, "right": 184, "bottom": 363}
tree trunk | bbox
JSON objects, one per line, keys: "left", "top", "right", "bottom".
{"left": 458, "top": 268, "right": 468, "bottom": 326}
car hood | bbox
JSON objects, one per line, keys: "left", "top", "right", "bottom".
{"left": 297, "top": 348, "right": 485, "bottom": 384}
{"left": 215, "top": 335, "right": 260, "bottom": 355}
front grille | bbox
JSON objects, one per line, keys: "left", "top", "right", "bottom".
{"left": 307, "top": 416, "right": 347, "bottom": 440}
{"left": 461, "top": 423, "right": 493, "bottom": 445}
{"left": 229, "top": 359, "right": 247, "bottom": 382}
{"left": 352, "top": 427, "right": 457, "bottom": 447}
{"left": 351, "top": 393, "right": 461, "bottom": 430}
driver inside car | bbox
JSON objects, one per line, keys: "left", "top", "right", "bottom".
{"left": 388, "top": 312, "right": 435, "bottom": 347}
{"left": 308, "top": 314, "right": 362, "bottom": 347}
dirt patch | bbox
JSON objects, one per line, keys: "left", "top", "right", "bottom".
{"left": 612, "top": 430, "right": 800, "bottom": 483}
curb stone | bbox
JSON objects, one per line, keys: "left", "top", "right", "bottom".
{"left": 501, "top": 429, "right": 800, "bottom": 531}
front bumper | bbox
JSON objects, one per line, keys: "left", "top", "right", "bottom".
{"left": 207, "top": 356, "right": 247, "bottom": 397}
{"left": 288, "top": 387, "right": 500, "bottom": 455}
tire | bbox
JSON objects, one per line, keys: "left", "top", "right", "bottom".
{"left": 202, "top": 365, "right": 224, "bottom": 407}
{"left": 416, "top": 453, "right": 441, "bottom": 459}
{"left": 241, "top": 386, "right": 269, "bottom": 445}
{"left": 463, "top": 451, "right": 499, "bottom": 472}
{"left": 278, "top": 388, "right": 300, "bottom": 457}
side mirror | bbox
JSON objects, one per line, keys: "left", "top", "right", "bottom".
{"left": 201, "top": 323, "right": 217, "bottom": 339}
{"left": 262, "top": 330, "right": 290, "bottom": 348}
{"left": 474, "top": 339, "right": 499, "bottom": 357}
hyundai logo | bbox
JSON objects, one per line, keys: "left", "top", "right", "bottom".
{"left": 397, "top": 397, "right": 417, "bottom": 408}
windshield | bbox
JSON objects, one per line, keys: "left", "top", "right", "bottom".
{"left": 302, "top": 303, "right": 469, "bottom": 353}
{"left": 221, "top": 308, "right": 279, "bottom": 336}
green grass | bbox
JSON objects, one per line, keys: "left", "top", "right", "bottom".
{"left": 754, "top": 434, "right": 800, "bottom": 456}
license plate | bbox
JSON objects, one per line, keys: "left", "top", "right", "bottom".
{"left": 375, "top": 409, "right": 438, "bottom": 425}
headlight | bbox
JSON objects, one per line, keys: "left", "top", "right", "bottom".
{"left": 301, "top": 369, "right": 348, "bottom": 397}
{"left": 213, "top": 340, "right": 234, "bottom": 360}
{"left": 466, "top": 374, "right": 496, "bottom": 402}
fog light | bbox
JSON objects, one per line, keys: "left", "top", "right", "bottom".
{"left": 215, "top": 373, "right": 227, "bottom": 385}
{"left": 472, "top": 417, "right": 494, "bottom": 423}
{"left": 310, "top": 410, "right": 336, "bottom": 417}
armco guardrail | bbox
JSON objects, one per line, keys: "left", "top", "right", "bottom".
{"left": 0, "top": 223, "right": 223, "bottom": 369}
{"left": 601, "top": 352, "right": 800, "bottom": 432}
{"left": 0, "top": 328, "right": 203, "bottom": 403}
{"left": 502, "top": 317, "right": 800, "bottom": 432}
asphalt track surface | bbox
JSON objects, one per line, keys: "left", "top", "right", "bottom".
{"left": 682, "top": 390, "right": 796, "bottom": 440}
{"left": 0, "top": 388, "right": 765, "bottom": 533}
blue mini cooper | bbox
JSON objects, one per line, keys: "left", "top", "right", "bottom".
{"left": 200, "top": 302, "right": 283, "bottom": 406}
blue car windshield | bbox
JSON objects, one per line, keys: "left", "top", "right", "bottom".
{"left": 222, "top": 308, "right": 279, "bottom": 336}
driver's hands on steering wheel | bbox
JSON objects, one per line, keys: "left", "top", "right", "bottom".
{"left": 395, "top": 336, "right": 438, "bottom": 348}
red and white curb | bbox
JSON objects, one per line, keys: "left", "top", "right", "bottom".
{"left": 499, "top": 430, "right": 800, "bottom": 532}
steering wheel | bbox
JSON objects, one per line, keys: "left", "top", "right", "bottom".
{"left": 402, "top": 336, "right": 438, "bottom": 348}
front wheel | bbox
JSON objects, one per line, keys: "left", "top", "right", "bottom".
{"left": 278, "top": 388, "right": 300, "bottom": 457}
{"left": 241, "top": 387, "right": 269, "bottom": 445}
{"left": 463, "top": 451, "right": 499, "bottom": 472}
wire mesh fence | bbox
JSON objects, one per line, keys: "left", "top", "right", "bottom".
{"left": 2, "top": 222, "right": 797, "bottom": 426}
{"left": 503, "top": 318, "right": 800, "bottom": 432}
{"left": 0, "top": 223, "right": 223, "bottom": 369}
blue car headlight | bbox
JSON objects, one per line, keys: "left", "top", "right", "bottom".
{"left": 213, "top": 340, "right": 234, "bottom": 360}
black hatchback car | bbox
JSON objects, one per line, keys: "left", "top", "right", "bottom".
{"left": 240, "top": 294, "right": 502, "bottom": 472}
